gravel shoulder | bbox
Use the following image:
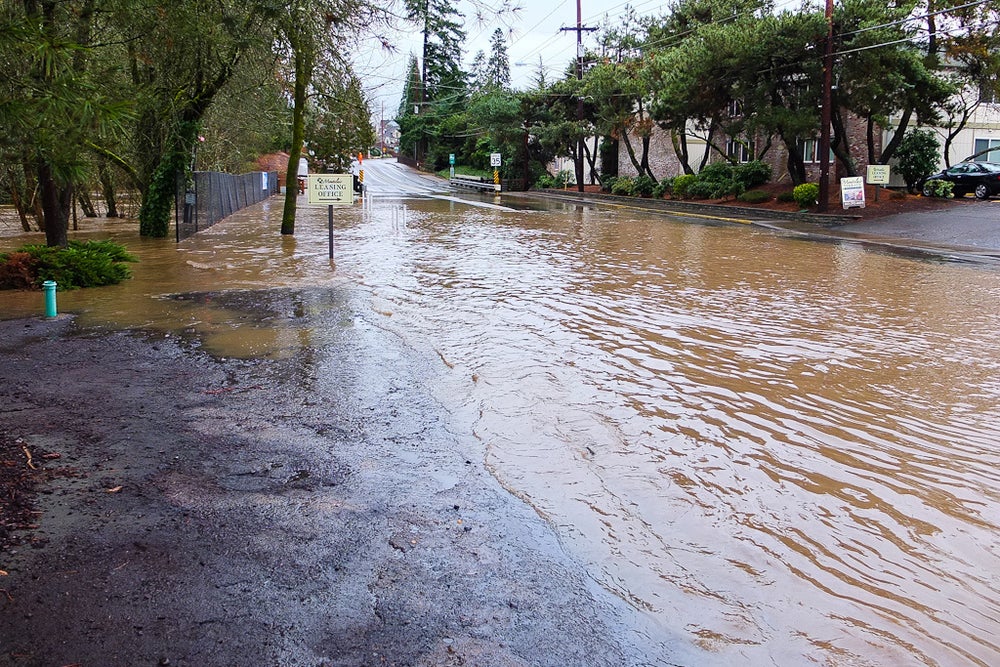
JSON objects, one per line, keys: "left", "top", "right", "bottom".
{"left": 0, "top": 296, "right": 673, "bottom": 666}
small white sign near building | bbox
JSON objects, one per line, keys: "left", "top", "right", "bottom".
{"left": 841, "top": 176, "right": 866, "bottom": 209}
{"left": 866, "top": 164, "right": 891, "bottom": 185}
{"left": 307, "top": 174, "right": 354, "bottom": 206}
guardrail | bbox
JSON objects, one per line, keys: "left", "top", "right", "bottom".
{"left": 450, "top": 174, "right": 501, "bottom": 193}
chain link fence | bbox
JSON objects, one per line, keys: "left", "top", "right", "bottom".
{"left": 175, "top": 171, "right": 280, "bottom": 241}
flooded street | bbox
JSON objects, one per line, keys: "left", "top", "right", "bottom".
{"left": 3, "top": 166, "right": 1000, "bottom": 665}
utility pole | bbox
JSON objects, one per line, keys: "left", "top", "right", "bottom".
{"left": 818, "top": 0, "right": 834, "bottom": 211}
{"left": 561, "top": 0, "right": 596, "bottom": 193}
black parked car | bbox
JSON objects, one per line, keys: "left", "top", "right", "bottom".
{"left": 920, "top": 161, "right": 1000, "bottom": 199}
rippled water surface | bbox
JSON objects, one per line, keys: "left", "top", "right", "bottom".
{"left": 4, "top": 187, "right": 1000, "bottom": 665}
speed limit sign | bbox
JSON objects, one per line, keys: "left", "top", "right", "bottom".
{"left": 490, "top": 153, "right": 502, "bottom": 167}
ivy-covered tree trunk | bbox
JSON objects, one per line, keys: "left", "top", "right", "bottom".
{"left": 139, "top": 120, "right": 199, "bottom": 238}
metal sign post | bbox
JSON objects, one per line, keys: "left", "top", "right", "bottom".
{"left": 307, "top": 174, "right": 355, "bottom": 260}
{"left": 490, "top": 153, "right": 502, "bottom": 192}
{"left": 866, "top": 164, "right": 891, "bottom": 202}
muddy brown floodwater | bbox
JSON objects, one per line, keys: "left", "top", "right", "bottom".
{"left": 3, "top": 179, "right": 1000, "bottom": 665}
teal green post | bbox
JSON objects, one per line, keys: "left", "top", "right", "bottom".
{"left": 42, "top": 280, "right": 57, "bottom": 317}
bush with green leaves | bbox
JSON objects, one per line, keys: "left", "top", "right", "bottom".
{"left": 652, "top": 177, "right": 674, "bottom": 199}
{"left": 0, "top": 240, "right": 137, "bottom": 290}
{"left": 534, "top": 170, "right": 572, "bottom": 189}
{"left": 737, "top": 189, "right": 772, "bottom": 204}
{"left": 697, "top": 161, "right": 734, "bottom": 184}
{"left": 777, "top": 190, "right": 796, "bottom": 203}
{"left": 792, "top": 183, "right": 820, "bottom": 208}
{"left": 733, "top": 161, "right": 772, "bottom": 189}
{"left": 921, "top": 178, "right": 954, "bottom": 198}
{"left": 611, "top": 177, "right": 635, "bottom": 196}
{"left": 601, "top": 176, "right": 618, "bottom": 193}
{"left": 896, "top": 129, "right": 941, "bottom": 193}
{"left": 672, "top": 174, "right": 698, "bottom": 199}
{"left": 633, "top": 174, "right": 657, "bottom": 197}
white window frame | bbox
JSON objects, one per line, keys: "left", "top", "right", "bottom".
{"left": 973, "top": 137, "right": 1000, "bottom": 163}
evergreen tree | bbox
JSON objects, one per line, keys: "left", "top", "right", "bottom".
{"left": 469, "top": 50, "right": 488, "bottom": 93}
{"left": 484, "top": 28, "right": 511, "bottom": 91}
{"left": 405, "top": 0, "right": 467, "bottom": 104}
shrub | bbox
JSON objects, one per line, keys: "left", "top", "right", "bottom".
{"left": 0, "top": 251, "right": 39, "bottom": 289}
{"left": 652, "top": 177, "right": 674, "bottom": 199}
{"left": 535, "top": 170, "right": 572, "bottom": 189}
{"left": 688, "top": 178, "right": 743, "bottom": 200}
{"left": 672, "top": 173, "right": 698, "bottom": 199}
{"left": 535, "top": 174, "right": 556, "bottom": 189}
{"left": 792, "top": 183, "right": 820, "bottom": 208}
{"left": 921, "top": 178, "right": 954, "bottom": 198}
{"left": 1, "top": 240, "right": 137, "bottom": 290}
{"left": 601, "top": 176, "right": 618, "bottom": 193}
{"left": 733, "top": 160, "right": 772, "bottom": 189}
{"left": 737, "top": 189, "right": 772, "bottom": 204}
{"left": 777, "top": 191, "right": 796, "bottom": 203}
{"left": 633, "top": 174, "right": 657, "bottom": 197}
{"left": 699, "top": 161, "right": 734, "bottom": 181}
{"left": 895, "top": 129, "right": 940, "bottom": 192}
{"left": 611, "top": 177, "right": 635, "bottom": 196}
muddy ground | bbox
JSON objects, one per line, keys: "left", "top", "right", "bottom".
{"left": 0, "top": 291, "right": 672, "bottom": 666}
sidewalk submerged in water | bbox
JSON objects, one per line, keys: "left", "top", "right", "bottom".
{"left": 526, "top": 189, "right": 1000, "bottom": 264}
{"left": 0, "top": 308, "right": 683, "bottom": 666}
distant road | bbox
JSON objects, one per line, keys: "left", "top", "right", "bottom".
{"left": 360, "top": 159, "right": 448, "bottom": 197}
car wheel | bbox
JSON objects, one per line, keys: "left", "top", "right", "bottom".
{"left": 975, "top": 183, "right": 990, "bottom": 199}
{"left": 921, "top": 182, "right": 933, "bottom": 197}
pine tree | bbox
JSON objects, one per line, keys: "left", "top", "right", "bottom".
{"left": 404, "top": 0, "right": 467, "bottom": 105}
{"left": 484, "top": 28, "right": 511, "bottom": 91}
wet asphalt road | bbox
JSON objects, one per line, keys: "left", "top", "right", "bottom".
{"left": 827, "top": 198, "right": 1000, "bottom": 256}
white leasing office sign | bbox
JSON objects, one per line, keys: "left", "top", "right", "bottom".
{"left": 307, "top": 174, "right": 354, "bottom": 206}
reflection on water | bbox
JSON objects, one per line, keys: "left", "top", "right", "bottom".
{"left": 4, "top": 195, "right": 1000, "bottom": 665}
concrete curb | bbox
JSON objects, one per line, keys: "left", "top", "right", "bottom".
{"left": 524, "top": 189, "right": 863, "bottom": 226}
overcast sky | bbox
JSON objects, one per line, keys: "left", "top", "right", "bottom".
{"left": 352, "top": 0, "right": 666, "bottom": 123}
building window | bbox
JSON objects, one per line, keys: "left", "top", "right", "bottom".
{"left": 973, "top": 137, "right": 1000, "bottom": 162}
{"left": 800, "top": 138, "right": 833, "bottom": 164}
{"left": 727, "top": 138, "right": 753, "bottom": 163}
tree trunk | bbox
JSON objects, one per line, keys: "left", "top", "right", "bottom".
{"left": 699, "top": 123, "right": 717, "bottom": 171}
{"left": 38, "top": 162, "right": 70, "bottom": 247}
{"left": 831, "top": 108, "right": 857, "bottom": 177}
{"left": 639, "top": 133, "right": 654, "bottom": 179}
{"left": 582, "top": 138, "right": 599, "bottom": 185}
{"left": 780, "top": 132, "right": 807, "bottom": 185}
{"left": 942, "top": 104, "right": 975, "bottom": 168}
{"left": 878, "top": 107, "right": 912, "bottom": 164}
{"left": 78, "top": 190, "right": 97, "bottom": 217}
{"left": 7, "top": 168, "right": 35, "bottom": 232}
{"left": 620, "top": 129, "right": 644, "bottom": 178}
{"left": 282, "top": 39, "right": 312, "bottom": 236}
{"left": 98, "top": 160, "right": 120, "bottom": 217}
{"left": 670, "top": 128, "right": 693, "bottom": 175}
